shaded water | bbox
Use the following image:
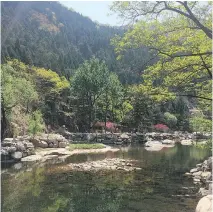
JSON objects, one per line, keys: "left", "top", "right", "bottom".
{"left": 1, "top": 144, "right": 211, "bottom": 212}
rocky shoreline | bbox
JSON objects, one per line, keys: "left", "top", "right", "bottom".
{"left": 184, "top": 156, "right": 212, "bottom": 212}
{"left": 1, "top": 131, "right": 211, "bottom": 163}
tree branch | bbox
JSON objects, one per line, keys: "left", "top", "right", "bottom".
{"left": 199, "top": 55, "right": 212, "bottom": 79}
{"left": 181, "top": 1, "right": 212, "bottom": 39}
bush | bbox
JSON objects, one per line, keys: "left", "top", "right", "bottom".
{"left": 164, "top": 112, "right": 177, "bottom": 129}
{"left": 28, "top": 110, "right": 45, "bottom": 136}
{"left": 189, "top": 115, "right": 212, "bottom": 133}
{"left": 154, "top": 124, "right": 169, "bottom": 132}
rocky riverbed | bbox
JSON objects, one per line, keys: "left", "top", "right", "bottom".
{"left": 184, "top": 156, "right": 213, "bottom": 212}
{"left": 44, "top": 158, "right": 142, "bottom": 174}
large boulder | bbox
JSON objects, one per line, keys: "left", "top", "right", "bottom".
{"left": 38, "top": 141, "right": 48, "bottom": 148}
{"left": 16, "top": 142, "right": 26, "bottom": 151}
{"left": 58, "top": 142, "right": 67, "bottom": 148}
{"left": 120, "top": 133, "right": 130, "bottom": 139}
{"left": 21, "top": 155, "right": 42, "bottom": 162}
{"left": 30, "top": 137, "right": 40, "bottom": 147}
{"left": 196, "top": 195, "right": 212, "bottom": 212}
{"left": 162, "top": 139, "right": 175, "bottom": 145}
{"left": 207, "top": 157, "right": 212, "bottom": 169}
{"left": 181, "top": 139, "right": 192, "bottom": 145}
{"left": 7, "top": 146, "right": 17, "bottom": 153}
{"left": 11, "top": 151, "right": 23, "bottom": 160}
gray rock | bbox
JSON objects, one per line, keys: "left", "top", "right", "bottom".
{"left": 39, "top": 141, "right": 48, "bottom": 148}
{"left": 16, "top": 142, "right": 26, "bottom": 151}
{"left": 7, "top": 146, "right": 17, "bottom": 153}
{"left": 207, "top": 157, "right": 212, "bottom": 169}
{"left": 48, "top": 143, "right": 54, "bottom": 148}
{"left": 3, "top": 138, "right": 15, "bottom": 142}
{"left": 24, "top": 142, "right": 34, "bottom": 148}
{"left": 11, "top": 151, "right": 23, "bottom": 160}
{"left": 184, "top": 172, "right": 192, "bottom": 177}
{"left": 190, "top": 168, "right": 199, "bottom": 173}
{"left": 22, "top": 152, "right": 28, "bottom": 157}
{"left": 30, "top": 137, "right": 40, "bottom": 147}
{"left": 193, "top": 171, "right": 202, "bottom": 176}
{"left": 181, "top": 139, "right": 192, "bottom": 145}
{"left": 120, "top": 133, "right": 129, "bottom": 139}
{"left": 194, "top": 178, "right": 201, "bottom": 183}
{"left": 21, "top": 155, "right": 42, "bottom": 162}
{"left": 2, "top": 141, "right": 15, "bottom": 147}
{"left": 13, "top": 163, "right": 23, "bottom": 170}
{"left": 58, "top": 142, "right": 67, "bottom": 148}
{"left": 201, "top": 172, "right": 211, "bottom": 180}
{"left": 1, "top": 149, "right": 9, "bottom": 155}
{"left": 162, "top": 139, "right": 175, "bottom": 145}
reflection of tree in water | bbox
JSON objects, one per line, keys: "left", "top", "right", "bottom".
{"left": 1, "top": 145, "right": 210, "bottom": 212}
{"left": 2, "top": 167, "right": 45, "bottom": 211}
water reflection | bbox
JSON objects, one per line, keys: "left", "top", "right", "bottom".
{"left": 1, "top": 144, "right": 210, "bottom": 212}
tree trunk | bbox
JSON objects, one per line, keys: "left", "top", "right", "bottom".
{"left": 1, "top": 101, "right": 7, "bottom": 140}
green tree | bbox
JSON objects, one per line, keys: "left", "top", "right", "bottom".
{"left": 28, "top": 110, "right": 45, "bottom": 136}
{"left": 164, "top": 112, "right": 177, "bottom": 129}
{"left": 1, "top": 63, "right": 39, "bottom": 138}
{"left": 71, "top": 57, "right": 112, "bottom": 131}
{"left": 110, "top": 1, "right": 212, "bottom": 110}
{"left": 189, "top": 114, "right": 212, "bottom": 133}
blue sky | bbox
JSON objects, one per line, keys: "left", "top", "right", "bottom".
{"left": 60, "top": 1, "right": 121, "bottom": 26}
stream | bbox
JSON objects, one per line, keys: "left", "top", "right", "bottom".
{"left": 1, "top": 143, "right": 211, "bottom": 212}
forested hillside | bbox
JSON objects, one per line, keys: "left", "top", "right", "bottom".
{"left": 1, "top": 1, "right": 151, "bottom": 84}
{"left": 1, "top": 1, "right": 211, "bottom": 139}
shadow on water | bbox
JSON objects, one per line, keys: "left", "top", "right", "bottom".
{"left": 1, "top": 144, "right": 211, "bottom": 212}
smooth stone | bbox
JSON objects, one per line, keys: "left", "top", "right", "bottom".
{"left": 13, "top": 162, "right": 23, "bottom": 170}
{"left": 39, "top": 140, "right": 48, "bottom": 148}
{"left": 7, "top": 146, "right": 17, "bottom": 153}
{"left": 181, "top": 139, "right": 192, "bottom": 145}
{"left": 201, "top": 172, "right": 211, "bottom": 179}
{"left": 195, "top": 195, "right": 212, "bottom": 212}
{"left": 58, "top": 142, "right": 67, "bottom": 148}
{"left": 184, "top": 172, "right": 192, "bottom": 177}
{"left": 3, "top": 138, "right": 15, "bottom": 142}
{"left": 120, "top": 133, "right": 129, "bottom": 139}
{"left": 198, "top": 188, "right": 211, "bottom": 196}
{"left": 11, "top": 151, "right": 23, "bottom": 160}
{"left": 21, "top": 155, "right": 42, "bottom": 162}
{"left": 196, "top": 163, "right": 203, "bottom": 168}
{"left": 24, "top": 142, "right": 34, "bottom": 148}
{"left": 193, "top": 171, "right": 202, "bottom": 176}
{"left": 16, "top": 142, "right": 26, "bottom": 151}
{"left": 190, "top": 168, "right": 199, "bottom": 173}
{"left": 48, "top": 143, "right": 54, "bottom": 148}
{"left": 162, "top": 139, "right": 175, "bottom": 145}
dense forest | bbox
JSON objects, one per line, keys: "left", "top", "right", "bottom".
{"left": 1, "top": 1, "right": 152, "bottom": 84}
{"left": 1, "top": 1, "right": 212, "bottom": 139}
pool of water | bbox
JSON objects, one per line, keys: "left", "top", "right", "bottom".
{"left": 1, "top": 144, "right": 211, "bottom": 212}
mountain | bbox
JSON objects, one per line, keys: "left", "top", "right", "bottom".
{"left": 1, "top": 1, "right": 152, "bottom": 84}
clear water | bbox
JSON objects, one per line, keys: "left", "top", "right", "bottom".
{"left": 1, "top": 144, "right": 210, "bottom": 212}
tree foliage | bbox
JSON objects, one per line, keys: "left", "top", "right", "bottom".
{"left": 110, "top": 1, "right": 212, "bottom": 111}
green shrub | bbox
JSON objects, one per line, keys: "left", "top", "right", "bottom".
{"left": 164, "top": 112, "right": 177, "bottom": 129}
{"left": 189, "top": 115, "right": 212, "bottom": 133}
{"left": 28, "top": 110, "right": 45, "bottom": 136}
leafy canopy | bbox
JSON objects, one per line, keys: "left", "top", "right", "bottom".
{"left": 110, "top": 1, "right": 212, "bottom": 110}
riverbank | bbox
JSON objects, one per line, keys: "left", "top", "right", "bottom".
{"left": 184, "top": 156, "right": 212, "bottom": 212}
{"left": 2, "top": 131, "right": 211, "bottom": 160}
